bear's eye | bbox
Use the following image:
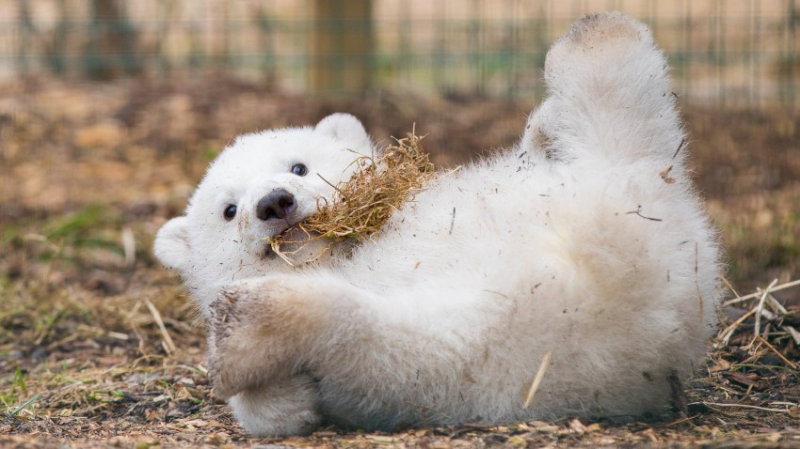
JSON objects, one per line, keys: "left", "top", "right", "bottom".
{"left": 223, "top": 204, "right": 237, "bottom": 221}
{"left": 291, "top": 163, "right": 308, "bottom": 177}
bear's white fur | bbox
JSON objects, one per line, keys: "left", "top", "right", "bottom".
{"left": 155, "top": 13, "right": 721, "bottom": 437}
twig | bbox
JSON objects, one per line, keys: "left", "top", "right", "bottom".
{"left": 784, "top": 326, "right": 800, "bottom": 346}
{"left": 721, "top": 277, "right": 741, "bottom": 299}
{"left": 317, "top": 173, "right": 345, "bottom": 197}
{"left": 719, "top": 307, "right": 756, "bottom": 346}
{"left": 126, "top": 300, "right": 150, "bottom": 357}
{"left": 765, "top": 293, "right": 788, "bottom": 315}
{"left": 267, "top": 237, "right": 297, "bottom": 267}
{"left": 665, "top": 414, "right": 699, "bottom": 427}
{"left": 144, "top": 298, "right": 176, "bottom": 355}
{"left": 121, "top": 226, "right": 135, "bottom": 268}
{"left": 755, "top": 335, "right": 798, "bottom": 370}
{"left": 483, "top": 290, "right": 510, "bottom": 299}
{"left": 752, "top": 279, "right": 778, "bottom": 344}
{"left": 770, "top": 401, "right": 800, "bottom": 407}
{"left": 723, "top": 279, "right": 800, "bottom": 306}
{"left": 626, "top": 205, "right": 662, "bottom": 222}
{"left": 672, "top": 137, "right": 687, "bottom": 159}
{"left": 693, "top": 401, "right": 797, "bottom": 414}
{"left": 523, "top": 351, "right": 552, "bottom": 409}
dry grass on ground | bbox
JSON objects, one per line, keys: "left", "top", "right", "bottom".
{"left": 0, "top": 77, "right": 799, "bottom": 447}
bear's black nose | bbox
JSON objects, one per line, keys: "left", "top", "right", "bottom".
{"left": 256, "top": 189, "right": 296, "bottom": 221}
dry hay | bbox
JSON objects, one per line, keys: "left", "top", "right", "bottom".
{"left": 685, "top": 277, "right": 800, "bottom": 429}
{"left": 3, "top": 276, "right": 799, "bottom": 448}
{"left": 268, "top": 131, "right": 436, "bottom": 265}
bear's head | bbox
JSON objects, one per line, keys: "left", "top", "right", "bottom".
{"left": 154, "top": 113, "right": 372, "bottom": 315}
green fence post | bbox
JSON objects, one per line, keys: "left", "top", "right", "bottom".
{"left": 310, "top": 0, "right": 374, "bottom": 97}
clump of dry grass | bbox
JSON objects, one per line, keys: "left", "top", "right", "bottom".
{"left": 268, "top": 131, "right": 436, "bottom": 264}
{"left": 716, "top": 278, "right": 800, "bottom": 368}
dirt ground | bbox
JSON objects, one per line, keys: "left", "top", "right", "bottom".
{"left": 0, "top": 77, "right": 799, "bottom": 448}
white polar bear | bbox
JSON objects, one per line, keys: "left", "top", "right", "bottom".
{"left": 155, "top": 12, "right": 721, "bottom": 437}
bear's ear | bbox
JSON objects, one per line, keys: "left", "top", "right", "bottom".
{"left": 154, "top": 216, "right": 191, "bottom": 274}
{"left": 314, "top": 113, "right": 369, "bottom": 146}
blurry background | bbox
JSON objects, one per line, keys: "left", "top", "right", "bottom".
{"left": 0, "top": 0, "right": 797, "bottom": 104}
{"left": 0, "top": 0, "right": 798, "bottom": 301}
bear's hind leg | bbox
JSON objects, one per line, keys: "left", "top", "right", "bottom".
{"left": 228, "top": 374, "right": 321, "bottom": 437}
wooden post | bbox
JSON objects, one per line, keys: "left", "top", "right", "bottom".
{"left": 85, "top": 0, "right": 139, "bottom": 79}
{"left": 311, "top": 0, "right": 374, "bottom": 96}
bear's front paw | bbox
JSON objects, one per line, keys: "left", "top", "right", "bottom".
{"left": 229, "top": 374, "right": 322, "bottom": 437}
{"left": 206, "top": 276, "right": 338, "bottom": 398}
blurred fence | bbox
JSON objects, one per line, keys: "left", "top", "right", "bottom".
{"left": 0, "top": 0, "right": 797, "bottom": 107}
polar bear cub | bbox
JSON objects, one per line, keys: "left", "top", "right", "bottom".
{"left": 155, "top": 12, "right": 720, "bottom": 436}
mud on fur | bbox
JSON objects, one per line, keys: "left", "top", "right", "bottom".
{"left": 267, "top": 132, "right": 436, "bottom": 265}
